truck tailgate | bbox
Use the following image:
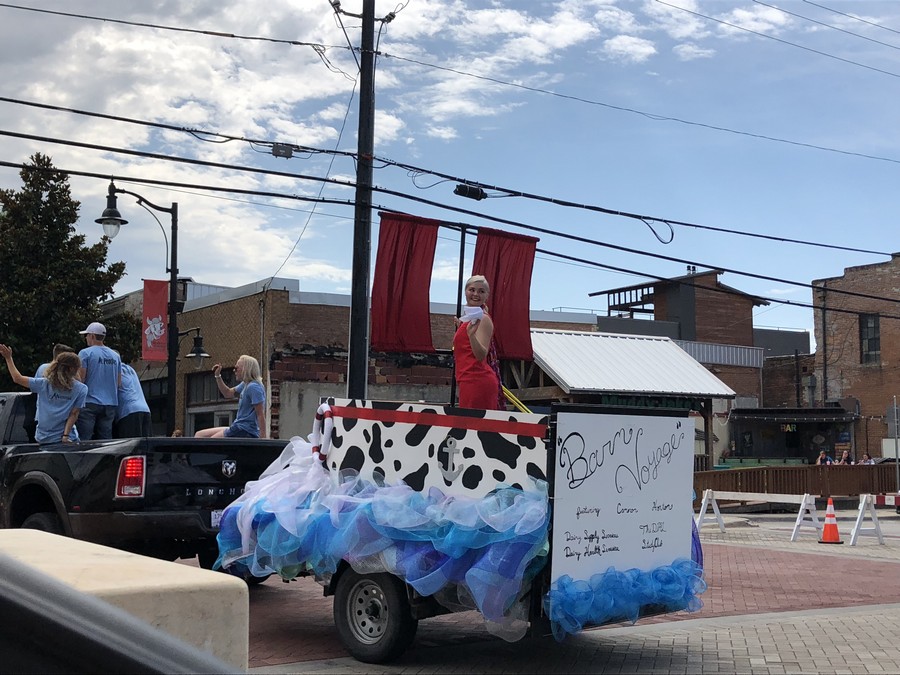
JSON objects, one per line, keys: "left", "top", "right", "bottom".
{"left": 142, "top": 438, "right": 286, "bottom": 517}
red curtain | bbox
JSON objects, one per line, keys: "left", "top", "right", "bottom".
{"left": 142, "top": 279, "right": 169, "bottom": 362}
{"left": 370, "top": 212, "right": 440, "bottom": 353}
{"left": 472, "top": 227, "right": 538, "bottom": 360}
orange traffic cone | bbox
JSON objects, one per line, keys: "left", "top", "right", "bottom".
{"left": 819, "top": 497, "right": 844, "bottom": 544}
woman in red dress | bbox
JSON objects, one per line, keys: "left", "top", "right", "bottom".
{"left": 453, "top": 275, "right": 502, "bottom": 410}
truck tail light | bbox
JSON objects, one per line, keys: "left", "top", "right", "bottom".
{"left": 115, "top": 456, "right": 146, "bottom": 498}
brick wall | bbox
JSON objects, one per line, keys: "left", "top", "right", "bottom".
{"left": 762, "top": 353, "right": 816, "bottom": 407}
{"left": 693, "top": 276, "right": 755, "bottom": 346}
{"left": 709, "top": 364, "right": 760, "bottom": 400}
{"left": 813, "top": 254, "right": 900, "bottom": 454}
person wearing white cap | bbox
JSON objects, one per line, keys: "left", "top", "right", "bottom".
{"left": 76, "top": 321, "right": 122, "bottom": 440}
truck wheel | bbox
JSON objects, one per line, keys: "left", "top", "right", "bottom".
{"left": 21, "top": 512, "right": 63, "bottom": 535}
{"left": 333, "top": 570, "right": 418, "bottom": 663}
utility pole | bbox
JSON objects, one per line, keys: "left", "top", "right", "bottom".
{"left": 347, "top": 0, "right": 375, "bottom": 399}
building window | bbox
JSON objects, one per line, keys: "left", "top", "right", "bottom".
{"left": 187, "top": 368, "right": 235, "bottom": 404}
{"left": 859, "top": 314, "right": 880, "bottom": 364}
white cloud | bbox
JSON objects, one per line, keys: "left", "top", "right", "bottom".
{"left": 602, "top": 35, "right": 657, "bottom": 63}
{"left": 673, "top": 42, "right": 715, "bottom": 60}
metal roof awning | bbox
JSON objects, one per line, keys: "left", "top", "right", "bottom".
{"left": 530, "top": 329, "right": 735, "bottom": 399}
{"left": 729, "top": 408, "right": 858, "bottom": 423}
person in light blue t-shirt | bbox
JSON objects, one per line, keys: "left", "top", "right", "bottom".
{"left": 76, "top": 322, "right": 122, "bottom": 441}
{"left": 195, "top": 355, "right": 267, "bottom": 439}
{"left": 114, "top": 363, "right": 151, "bottom": 438}
{"left": 0, "top": 344, "right": 87, "bottom": 444}
{"left": 34, "top": 343, "right": 76, "bottom": 425}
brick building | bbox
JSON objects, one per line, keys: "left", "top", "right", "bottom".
{"left": 812, "top": 254, "right": 900, "bottom": 460}
{"left": 111, "top": 278, "right": 598, "bottom": 437}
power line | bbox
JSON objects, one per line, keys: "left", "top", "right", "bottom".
{"left": 380, "top": 50, "right": 900, "bottom": 167}
{"left": 752, "top": 0, "right": 900, "bottom": 52}
{"left": 1, "top": 127, "right": 895, "bottom": 308}
{"left": 0, "top": 94, "right": 889, "bottom": 258}
{"left": 3, "top": 156, "right": 897, "bottom": 320}
{"left": 655, "top": 0, "right": 900, "bottom": 80}
{"left": 0, "top": 2, "right": 345, "bottom": 50}
{"left": 4, "top": 4, "right": 900, "bottom": 170}
{"left": 802, "top": 0, "right": 900, "bottom": 37}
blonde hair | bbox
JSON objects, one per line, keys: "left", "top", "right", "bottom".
{"left": 466, "top": 275, "right": 490, "bottom": 293}
{"left": 237, "top": 354, "right": 262, "bottom": 385}
{"left": 45, "top": 352, "right": 80, "bottom": 391}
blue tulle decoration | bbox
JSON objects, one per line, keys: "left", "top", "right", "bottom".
{"left": 216, "top": 465, "right": 551, "bottom": 630}
{"left": 543, "top": 558, "right": 707, "bottom": 641}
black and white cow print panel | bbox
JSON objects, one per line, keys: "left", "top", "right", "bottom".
{"left": 323, "top": 398, "right": 549, "bottom": 499}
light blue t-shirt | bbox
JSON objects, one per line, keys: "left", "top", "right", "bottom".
{"left": 116, "top": 364, "right": 151, "bottom": 420}
{"left": 78, "top": 345, "right": 121, "bottom": 406}
{"left": 232, "top": 381, "right": 265, "bottom": 436}
{"left": 28, "top": 378, "right": 88, "bottom": 444}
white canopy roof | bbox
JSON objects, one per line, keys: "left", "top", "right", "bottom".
{"left": 530, "top": 329, "right": 735, "bottom": 399}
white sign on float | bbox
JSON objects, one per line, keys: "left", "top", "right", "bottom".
{"left": 550, "top": 411, "right": 693, "bottom": 581}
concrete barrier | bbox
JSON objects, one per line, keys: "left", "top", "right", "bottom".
{"left": 0, "top": 530, "right": 248, "bottom": 670}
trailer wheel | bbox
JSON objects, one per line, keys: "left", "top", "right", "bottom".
{"left": 21, "top": 512, "right": 63, "bottom": 535}
{"left": 333, "top": 570, "right": 417, "bottom": 663}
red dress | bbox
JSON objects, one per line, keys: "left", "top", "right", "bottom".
{"left": 453, "top": 319, "right": 501, "bottom": 410}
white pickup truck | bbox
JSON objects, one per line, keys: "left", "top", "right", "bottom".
{"left": 216, "top": 398, "right": 706, "bottom": 662}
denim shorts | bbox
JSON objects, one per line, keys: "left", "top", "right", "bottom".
{"left": 224, "top": 426, "right": 257, "bottom": 439}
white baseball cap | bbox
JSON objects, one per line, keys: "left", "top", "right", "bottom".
{"left": 79, "top": 322, "right": 107, "bottom": 336}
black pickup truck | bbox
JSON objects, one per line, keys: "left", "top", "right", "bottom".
{"left": 0, "top": 391, "right": 285, "bottom": 567}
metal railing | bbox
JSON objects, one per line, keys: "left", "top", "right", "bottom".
{"left": 693, "top": 464, "right": 898, "bottom": 500}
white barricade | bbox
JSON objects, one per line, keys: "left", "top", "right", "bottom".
{"left": 695, "top": 489, "right": 820, "bottom": 541}
{"left": 850, "top": 493, "right": 889, "bottom": 546}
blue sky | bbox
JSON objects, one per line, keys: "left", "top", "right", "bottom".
{"left": 1, "top": 0, "right": 898, "bottom": 349}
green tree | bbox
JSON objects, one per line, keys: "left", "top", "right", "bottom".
{"left": 0, "top": 153, "right": 126, "bottom": 387}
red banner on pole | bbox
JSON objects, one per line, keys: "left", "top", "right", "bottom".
{"left": 472, "top": 227, "right": 538, "bottom": 360}
{"left": 370, "top": 212, "right": 440, "bottom": 353}
{"left": 142, "top": 279, "right": 169, "bottom": 362}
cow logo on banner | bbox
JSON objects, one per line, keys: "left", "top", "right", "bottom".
{"left": 142, "top": 280, "right": 169, "bottom": 362}
{"left": 145, "top": 315, "right": 165, "bottom": 349}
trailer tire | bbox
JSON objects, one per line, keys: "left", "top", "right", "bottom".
{"left": 333, "top": 570, "right": 417, "bottom": 663}
{"left": 21, "top": 512, "right": 63, "bottom": 535}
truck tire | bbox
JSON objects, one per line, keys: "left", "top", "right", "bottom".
{"left": 21, "top": 512, "right": 63, "bottom": 535}
{"left": 333, "top": 570, "right": 418, "bottom": 663}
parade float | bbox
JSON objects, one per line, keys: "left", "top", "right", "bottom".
{"left": 215, "top": 397, "right": 706, "bottom": 663}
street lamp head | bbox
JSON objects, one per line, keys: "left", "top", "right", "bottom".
{"left": 185, "top": 334, "right": 210, "bottom": 370}
{"left": 95, "top": 180, "right": 128, "bottom": 239}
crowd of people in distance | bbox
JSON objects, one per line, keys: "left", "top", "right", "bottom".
{"left": 0, "top": 321, "right": 268, "bottom": 444}
{"left": 816, "top": 450, "right": 878, "bottom": 466}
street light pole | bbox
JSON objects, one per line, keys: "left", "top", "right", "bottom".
{"left": 97, "top": 181, "right": 179, "bottom": 435}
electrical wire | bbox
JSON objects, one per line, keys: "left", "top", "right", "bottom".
{"left": 3, "top": 3, "right": 900, "bottom": 170}
{"left": 0, "top": 127, "right": 894, "bottom": 309}
{"left": 266, "top": 78, "right": 359, "bottom": 283}
{"left": 379, "top": 49, "right": 900, "bottom": 167}
{"left": 655, "top": 0, "right": 900, "bottom": 80}
{"left": 752, "top": 0, "right": 900, "bottom": 51}
{"left": 0, "top": 2, "right": 344, "bottom": 49}
{"left": 802, "top": 0, "right": 900, "bottom": 37}
{"left": 0, "top": 98, "right": 886, "bottom": 258}
{"left": 2, "top": 157, "right": 896, "bottom": 322}
{"left": 329, "top": 0, "right": 361, "bottom": 72}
